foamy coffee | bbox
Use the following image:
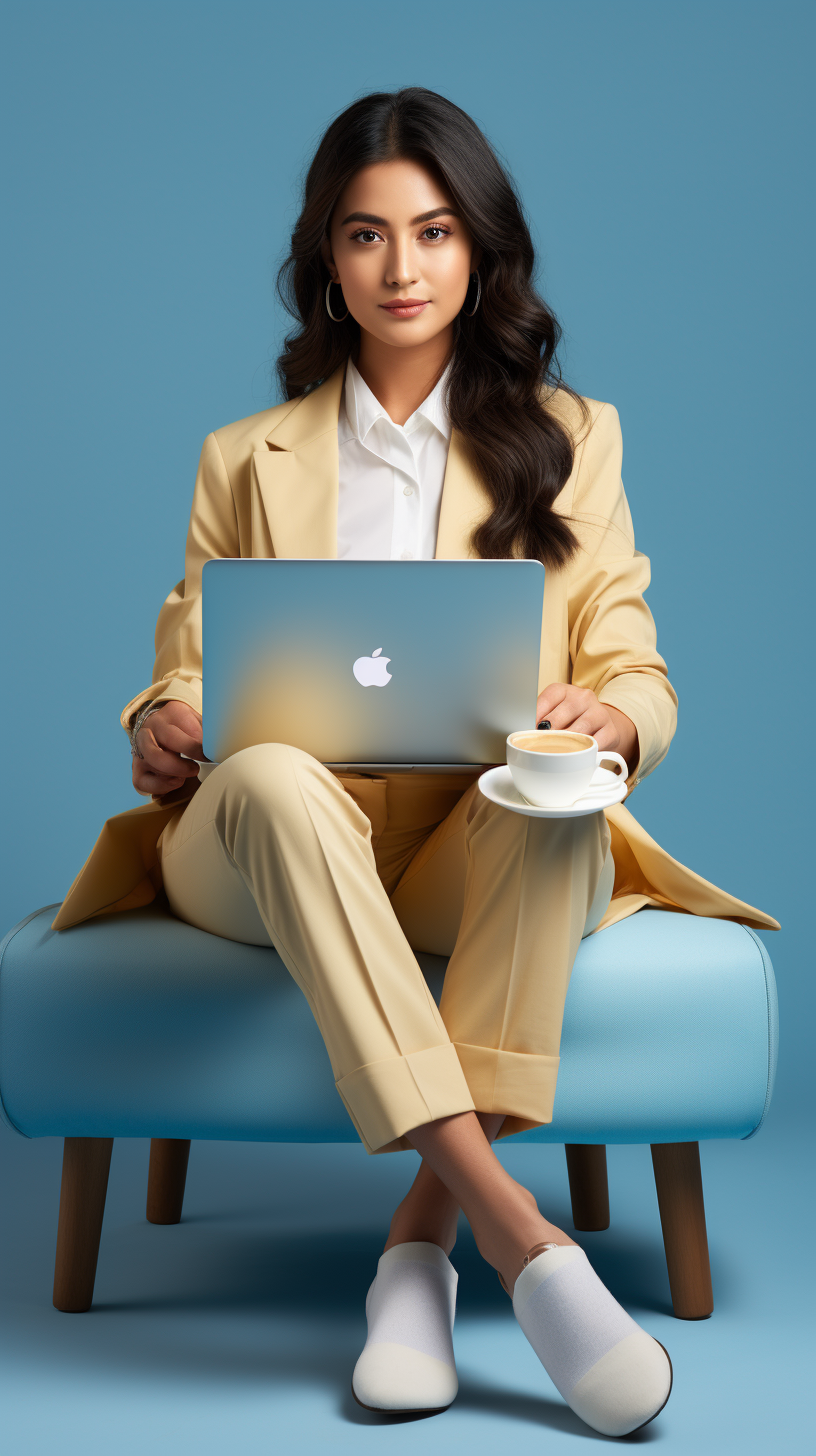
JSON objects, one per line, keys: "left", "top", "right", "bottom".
{"left": 506, "top": 729, "right": 629, "bottom": 808}
{"left": 509, "top": 732, "right": 591, "bottom": 754}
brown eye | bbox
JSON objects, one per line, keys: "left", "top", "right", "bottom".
{"left": 355, "top": 229, "right": 381, "bottom": 243}
{"left": 423, "top": 226, "right": 448, "bottom": 240}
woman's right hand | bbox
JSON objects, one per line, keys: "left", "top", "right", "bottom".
{"left": 131, "top": 701, "right": 205, "bottom": 797}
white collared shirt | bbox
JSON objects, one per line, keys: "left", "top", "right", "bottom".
{"left": 336, "top": 357, "right": 452, "bottom": 560}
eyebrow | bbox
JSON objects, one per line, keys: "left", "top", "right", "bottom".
{"left": 339, "top": 207, "right": 459, "bottom": 227}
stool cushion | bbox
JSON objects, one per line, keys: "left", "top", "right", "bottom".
{"left": 0, "top": 905, "right": 776, "bottom": 1145}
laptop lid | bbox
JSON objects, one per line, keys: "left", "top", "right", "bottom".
{"left": 202, "top": 559, "right": 545, "bottom": 767}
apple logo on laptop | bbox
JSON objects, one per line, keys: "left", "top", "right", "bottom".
{"left": 353, "top": 647, "right": 392, "bottom": 687}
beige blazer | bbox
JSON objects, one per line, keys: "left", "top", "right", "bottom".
{"left": 51, "top": 367, "right": 779, "bottom": 934}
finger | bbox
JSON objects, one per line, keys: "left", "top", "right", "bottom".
{"left": 539, "top": 689, "right": 596, "bottom": 732}
{"left": 139, "top": 747, "right": 199, "bottom": 781}
{"left": 133, "top": 768, "right": 187, "bottom": 796}
{"left": 160, "top": 702, "right": 204, "bottom": 738}
{"left": 171, "top": 703, "right": 203, "bottom": 731}
{"left": 568, "top": 708, "right": 615, "bottom": 744}
{"left": 144, "top": 701, "right": 203, "bottom": 748}
{"left": 152, "top": 719, "right": 205, "bottom": 759}
{"left": 138, "top": 729, "right": 201, "bottom": 778}
{"left": 579, "top": 714, "right": 620, "bottom": 751}
{"left": 535, "top": 682, "right": 569, "bottom": 724}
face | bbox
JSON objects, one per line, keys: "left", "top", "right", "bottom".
{"left": 322, "top": 158, "right": 480, "bottom": 350}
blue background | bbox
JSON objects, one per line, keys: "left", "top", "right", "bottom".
{"left": 0, "top": 2, "right": 812, "bottom": 1451}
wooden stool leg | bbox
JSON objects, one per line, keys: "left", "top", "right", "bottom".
{"left": 565, "top": 1144, "right": 610, "bottom": 1230}
{"left": 651, "top": 1141, "right": 713, "bottom": 1319}
{"left": 146, "top": 1138, "right": 191, "bottom": 1225}
{"left": 53, "top": 1137, "right": 113, "bottom": 1312}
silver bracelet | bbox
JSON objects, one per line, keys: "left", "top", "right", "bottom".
{"left": 128, "top": 702, "right": 166, "bottom": 758}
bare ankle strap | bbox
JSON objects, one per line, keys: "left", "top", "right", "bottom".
{"left": 497, "top": 1241, "right": 560, "bottom": 1297}
{"left": 522, "top": 1241, "right": 560, "bottom": 1270}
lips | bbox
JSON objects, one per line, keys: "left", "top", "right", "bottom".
{"left": 379, "top": 300, "right": 429, "bottom": 318}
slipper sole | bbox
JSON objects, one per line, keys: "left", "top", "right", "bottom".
{"left": 351, "top": 1381, "right": 453, "bottom": 1418}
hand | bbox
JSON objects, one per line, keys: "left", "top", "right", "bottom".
{"left": 534, "top": 684, "right": 639, "bottom": 775}
{"left": 131, "top": 701, "right": 204, "bottom": 797}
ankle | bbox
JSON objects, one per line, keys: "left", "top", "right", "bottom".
{"left": 383, "top": 1202, "right": 458, "bottom": 1258}
{"left": 503, "top": 1222, "right": 577, "bottom": 1290}
{"left": 468, "top": 1183, "right": 577, "bottom": 1290}
{"left": 383, "top": 1227, "right": 457, "bottom": 1257}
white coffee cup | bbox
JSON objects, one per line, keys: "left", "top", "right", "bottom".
{"left": 506, "top": 730, "right": 628, "bottom": 808}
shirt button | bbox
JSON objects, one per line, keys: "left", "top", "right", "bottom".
{"left": 400, "top": 551, "right": 413, "bottom": 560}
{"left": 403, "top": 485, "right": 414, "bottom": 496}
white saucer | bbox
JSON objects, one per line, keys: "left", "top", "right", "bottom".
{"left": 478, "top": 764, "right": 628, "bottom": 818}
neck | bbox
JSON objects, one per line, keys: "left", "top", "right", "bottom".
{"left": 354, "top": 327, "right": 453, "bottom": 426}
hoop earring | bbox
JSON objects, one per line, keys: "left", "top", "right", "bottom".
{"left": 325, "top": 278, "right": 349, "bottom": 322}
{"left": 463, "top": 271, "right": 481, "bottom": 317}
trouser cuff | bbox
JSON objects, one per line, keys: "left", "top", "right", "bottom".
{"left": 453, "top": 1042, "right": 560, "bottom": 1128}
{"left": 336, "top": 1042, "right": 476, "bottom": 1154}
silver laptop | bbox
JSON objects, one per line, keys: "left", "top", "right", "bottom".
{"left": 201, "top": 559, "right": 545, "bottom": 768}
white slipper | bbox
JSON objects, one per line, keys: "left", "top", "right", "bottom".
{"left": 511, "top": 1242, "right": 673, "bottom": 1437}
{"left": 351, "top": 1242, "right": 458, "bottom": 1414}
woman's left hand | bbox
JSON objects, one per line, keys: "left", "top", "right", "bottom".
{"left": 535, "top": 683, "right": 639, "bottom": 775}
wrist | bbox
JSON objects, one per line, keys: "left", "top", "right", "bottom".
{"left": 128, "top": 700, "right": 167, "bottom": 758}
{"left": 605, "top": 706, "right": 639, "bottom": 774}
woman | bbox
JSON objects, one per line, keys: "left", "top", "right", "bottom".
{"left": 54, "top": 89, "right": 778, "bottom": 1433}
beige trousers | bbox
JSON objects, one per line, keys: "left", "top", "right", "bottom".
{"left": 157, "top": 745, "right": 613, "bottom": 1154}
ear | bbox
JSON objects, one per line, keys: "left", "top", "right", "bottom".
{"left": 320, "top": 235, "right": 338, "bottom": 282}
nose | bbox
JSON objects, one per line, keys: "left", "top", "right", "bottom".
{"left": 385, "top": 234, "right": 418, "bottom": 289}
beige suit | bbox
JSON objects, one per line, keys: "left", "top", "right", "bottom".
{"left": 51, "top": 367, "right": 779, "bottom": 1152}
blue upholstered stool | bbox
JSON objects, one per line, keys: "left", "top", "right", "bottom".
{"left": 0, "top": 903, "right": 777, "bottom": 1320}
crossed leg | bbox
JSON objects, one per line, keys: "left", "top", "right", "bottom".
{"left": 159, "top": 746, "right": 669, "bottom": 1433}
{"left": 384, "top": 779, "right": 613, "bottom": 1280}
{"left": 159, "top": 743, "right": 612, "bottom": 1284}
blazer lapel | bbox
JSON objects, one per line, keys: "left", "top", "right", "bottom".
{"left": 434, "top": 428, "right": 491, "bottom": 559}
{"left": 251, "top": 365, "right": 345, "bottom": 558}
{"left": 251, "top": 360, "right": 490, "bottom": 560}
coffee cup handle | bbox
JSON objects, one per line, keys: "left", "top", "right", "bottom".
{"left": 598, "top": 751, "right": 629, "bottom": 779}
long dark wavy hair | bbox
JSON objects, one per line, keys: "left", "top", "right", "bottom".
{"left": 276, "top": 88, "right": 588, "bottom": 568}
